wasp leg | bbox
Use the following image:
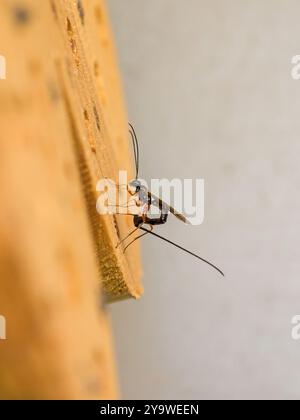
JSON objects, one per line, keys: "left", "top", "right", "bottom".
{"left": 123, "top": 225, "right": 153, "bottom": 253}
{"left": 115, "top": 227, "right": 139, "bottom": 249}
{"left": 104, "top": 177, "right": 136, "bottom": 197}
{"left": 106, "top": 203, "right": 139, "bottom": 210}
{"left": 105, "top": 200, "right": 141, "bottom": 215}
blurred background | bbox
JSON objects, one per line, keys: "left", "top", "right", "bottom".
{"left": 108, "top": 0, "right": 300, "bottom": 399}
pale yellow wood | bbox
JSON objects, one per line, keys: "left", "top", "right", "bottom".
{"left": 0, "top": 0, "right": 142, "bottom": 399}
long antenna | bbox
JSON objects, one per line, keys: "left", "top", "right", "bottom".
{"left": 139, "top": 227, "right": 225, "bottom": 277}
{"left": 129, "top": 123, "right": 140, "bottom": 179}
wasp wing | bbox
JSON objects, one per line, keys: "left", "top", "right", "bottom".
{"left": 148, "top": 192, "right": 191, "bottom": 224}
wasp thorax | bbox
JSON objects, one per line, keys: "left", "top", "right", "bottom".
{"left": 129, "top": 179, "right": 141, "bottom": 193}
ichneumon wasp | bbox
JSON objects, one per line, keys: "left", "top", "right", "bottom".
{"left": 111, "top": 124, "right": 224, "bottom": 277}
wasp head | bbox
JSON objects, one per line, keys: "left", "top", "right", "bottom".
{"left": 129, "top": 179, "right": 141, "bottom": 194}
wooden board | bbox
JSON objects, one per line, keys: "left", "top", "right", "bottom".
{"left": 0, "top": 0, "right": 142, "bottom": 399}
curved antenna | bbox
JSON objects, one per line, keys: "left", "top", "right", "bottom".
{"left": 139, "top": 227, "right": 225, "bottom": 277}
{"left": 129, "top": 129, "right": 138, "bottom": 178}
{"left": 129, "top": 123, "right": 140, "bottom": 179}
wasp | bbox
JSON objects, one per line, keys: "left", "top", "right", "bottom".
{"left": 111, "top": 124, "right": 224, "bottom": 277}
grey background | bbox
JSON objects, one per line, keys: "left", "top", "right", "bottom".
{"left": 108, "top": 0, "right": 300, "bottom": 400}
